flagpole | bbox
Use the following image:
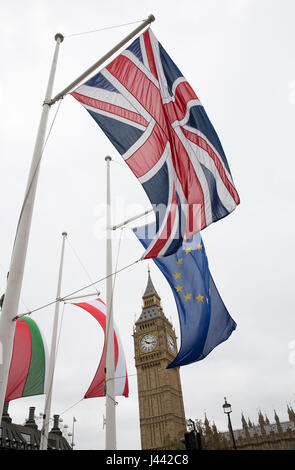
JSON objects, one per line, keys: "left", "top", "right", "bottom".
{"left": 63, "top": 292, "right": 100, "bottom": 302}
{"left": 71, "top": 417, "right": 76, "bottom": 449}
{"left": 40, "top": 232, "right": 67, "bottom": 450}
{"left": 49, "top": 14, "right": 155, "bottom": 105}
{"left": 0, "top": 33, "right": 63, "bottom": 422}
{"left": 111, "top": 209, "right": 153, "bottom": 231}
{"left": 105, "top": 156, "right": 116, "bottom": 450}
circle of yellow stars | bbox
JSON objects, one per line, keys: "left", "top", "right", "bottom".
{"left": 172, "top": 243, "right": 210, "bottom": 304}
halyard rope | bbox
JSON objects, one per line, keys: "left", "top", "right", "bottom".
{"left": 64, "top": 19, "right": 145, "bottom": 38}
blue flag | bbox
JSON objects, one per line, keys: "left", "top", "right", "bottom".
{"left": 133, "top": 223, "right": 236, "bottom": 368}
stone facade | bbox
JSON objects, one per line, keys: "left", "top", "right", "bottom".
{"left": 197, "top": 406, "right": 295, "bottom": 450}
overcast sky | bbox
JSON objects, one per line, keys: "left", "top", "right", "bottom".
{"left": 1, "top": 0, "right": 295, "bottom": 450}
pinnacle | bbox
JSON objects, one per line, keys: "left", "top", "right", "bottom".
{"left": 143, "top": 269, "right": 160, "bottom": 300}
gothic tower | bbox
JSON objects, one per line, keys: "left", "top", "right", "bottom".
{"left": 258, "top": 410, "right": 266, "bottom": 435}
{"left": 133, "top": 269, "right": 186, "bottom": 450}
{"left": 241, "top": 412, "right": 250, "bottom": 439}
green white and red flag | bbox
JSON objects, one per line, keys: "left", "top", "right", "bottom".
{"left": 5, "top": 317, "right": 48, "bottom": 402}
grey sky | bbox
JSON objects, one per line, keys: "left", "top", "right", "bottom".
{"left": 1, "top": 0, "right": 295, "bottom": 449}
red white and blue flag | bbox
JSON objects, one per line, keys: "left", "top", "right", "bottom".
{"left": 73, "top": 298, "right": 129, "bottom": 398}
{"left": 72, "top": 29, "right": 240, "bottom": 258}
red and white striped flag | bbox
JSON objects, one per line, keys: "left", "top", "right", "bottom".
{"left": 73, "top": 298, "right": 129, "bottom": 398}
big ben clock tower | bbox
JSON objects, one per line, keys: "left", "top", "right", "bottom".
{"left": 133, "top": 269, "right": 186, "bottom": 450}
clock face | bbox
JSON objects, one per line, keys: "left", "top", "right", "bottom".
{"left": 167, "top": 334, "right": 175, "bottom": 353}
{"left": 140, "top": 334, "right": 157, "bottom": 352}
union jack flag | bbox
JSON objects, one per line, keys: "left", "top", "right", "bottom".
{"left": 72, "top": 28, "right": 240, "bottom": 258}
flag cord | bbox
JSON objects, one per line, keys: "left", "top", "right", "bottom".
{"left": 12, "top": 258, "right": 140, "bottom": 321}
{"left": 56, "top": 301, "right": 66, "bottom": 362}
{"left": 0, "top": 263, "right": 31, "bottom": 314}
{"left": 39, "top": 301, "right": 67, "bottom": 438}
{"left": 57, "top": 373, "right": 139, "bottom": 418}
{"left": 65, "top": 236, "right": 100, "bottom": 296}
{"left": 105, "top": 393, "right": 118, "bottom": 406}
{"left": 42, "top": 99, "right": 63, "bottom": 150}
{"left": 58, "top": 398, "right": 84, "bottom": 418}
{"left": 64, "top": 19, "right": 146, "bottom": 38}
{"left": 10, "top": 99, "right": 63, "bottom": 260}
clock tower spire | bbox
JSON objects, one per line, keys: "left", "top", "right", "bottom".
{"left": 133, "top": 269, "right": 186, "bottom": 449}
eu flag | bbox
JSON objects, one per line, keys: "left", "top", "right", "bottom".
{"left": 134, "top": 223, "right": 236, "bottom": 368}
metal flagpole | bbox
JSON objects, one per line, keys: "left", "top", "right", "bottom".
{"left": 40, "top": 232, "right": 67, "bottom": 450}
{"left": 111, "top": 209, "right": 153, "bottom": 231}
{"left": 63, "top": 292, "right": 100, "bottom": 302}
{"left": 0, "top": 33, "right": 63, "bottom": 421}
{"left": 49, "top": 14, "right": 155, "bottom": 105}
{"left": 71, "top": 417, "right": 76, "bottom": 449}
{"left": 105, "top": 156, "right": 116, "bottom": 450}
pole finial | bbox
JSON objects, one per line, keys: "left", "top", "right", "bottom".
{"left": 105, "top": 155, "right": 112, "bottom": 162}
{"left": 148, "top": 14, "right": 156, "bottom": 23}
{"left": 62, "top": 232, "right": 67, "bottom": 237}
{"left": 55, "top": 33, "right": 64, "bottom": 43}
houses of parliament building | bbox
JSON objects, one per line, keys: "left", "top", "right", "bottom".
{"left": 198, "top": 407, "right": 295, "bottom": 450}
